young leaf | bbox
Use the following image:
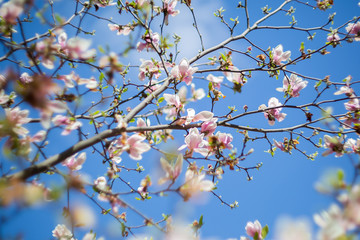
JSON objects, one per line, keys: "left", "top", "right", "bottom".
{"left": 261, "top": 225, "right": 269, "bottom": 239}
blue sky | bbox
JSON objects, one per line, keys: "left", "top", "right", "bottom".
{"left": 1, "top": 0, "right": 360, "bottom": 239}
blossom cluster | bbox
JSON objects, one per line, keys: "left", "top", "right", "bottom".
{"left": 36, "top": 31, "right": 96, "bottom": 69}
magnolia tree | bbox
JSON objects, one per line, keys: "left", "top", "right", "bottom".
{"left": 1, "top": 0, "right": 360, "bottom": 239}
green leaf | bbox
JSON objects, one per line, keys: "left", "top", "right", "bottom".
{"left": 337, "top": 169, "right": 344, "bottom": 181}
{"left": 121, "top": 222, "right": 126, "bottom": 237}
{"left": 198, "top": 215, "right": 204, "bottom": 228}
{"left": 220, "top": 53, "right": 226, "bottom": 61}
{"left": 99, "top": 72, "right": 105, "bottom": 81}
{"left": 300, "top": 42, "right": 305, "bottom": 52}
{"left": 315, "top": 79, "right": 322, "bottom": 88}
{"left": 158, "top": 97, "right": 165, "bottom": 103}
{"left": 55, "top": 14, "right": 64, "bottom": 24}
{"left": 102, "top": 208, "right": 111, "bottom": 215}
{"left": 98, "top": 46, "right": 105, "bottom": 54}
{"left": 261, "top": 225, "right": 269, "bottom": 239}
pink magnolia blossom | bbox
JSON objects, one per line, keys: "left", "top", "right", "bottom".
{"left": 0, "top": 0, "right": 23, "bottom": 25}
{"left": 0, "top": 89, "right": 9, "bottom": 104}
{"left": 276, "top": 74, "right": 308, "bottom": 97}
{"left": 341, "top": 185, "right": 360, "bottom": 225}
{"left": 94, "top": 176, "right": 108, "bottom": 191}
{"left": 138, "top": 59, "right": 172, "bottom": 81}
{"left": 92, "top": 0, "right": 116, "bottom": 7}
{"left": 18, "top": 74, "right": 67, "bottom": 128}
{"left": 344, "top": 138, "right": 360, "bottom": 154}
{"left": 52, "top": 115, "right": 82, "bottom": 136}
{"left": 158, "top": 154, "right": 183, "bottom": 184}
{"left": 346, "top": 22, "right": 360, "bottom": 41}
{"left": 19, "top": 72, "right": 33, "bottom": 84}
{"left": 201, "top": 118, "right": 218, "bottom": 136}
{"left": 136, "top": 32, "right": 160, "bottom": 52}
{"left": 163, "top": 106, "right": 178, "bottom": 121}
{"left": 178, "top": 108, "right": 214, "bottom": 125}
{"left": 322, "top": 135, "right": 345, "bottom": 157}
{"left": 108, "top": 134, "right": 150, "bottom": 162}
{"left": 245, "top": 220, "right": 263, "bottom": 239}
{"left": 274, "top": 217, "right": 312, "bottom": 240}
{"left": 163, "top": 93, "right": 182, "bottom": 108}
{"left": 40, "top": 100, "right": 67, "bottom": 129}
{"left": 192, "top": 110, "right": 213, "bottom": 122}
{"left": 35, "top": 38, "right": 57, "bottom": 69}
{"left": 4, "top": 130, "right": 46, "bottom": 157}
{"left": 206, "top": 74, "right": 224, "bottom": 89}
{"left": 57, "top": 32, "right": 67, "bottom": 48}
{"left": 17, "top": 73, "right": 60, "bottom": 111}
{"left": 137, "top": 175, "right": 151, "bottom": 195}
{"left": 170, "top": 58, "right": 198, "bottom": 85}
{"left": 2, "top": 107, "right": 31, "bottom": 136}
{"left": 190, "top": 83, "right": 205, "bottom": 101}
{"left": 334, "top": 85, "right": 354, "bottom": 96}
{"left": 215, "top": 131, "right": 233, "bottom": 150}
{"left": 127, "top": 134, "right": 151, "bottom": 160}
{"left": 57, "top": 72, "right": 98, "bottom": 89}
{"left": 339, "top": 115, "right": 360, "bottom": 129}
{"left": 31, "top": 130, "right": 46, "bottom": 142}
{"left": 163, "top": 93, "right": 183, "bottom": 120}
{"left": 95, "top": 177, "right": 126, "bottom": 213}
{"left": 178, "top": 128, "right": 209, "bottom": 156}
{"left": 273, "top": 137, "right": 297, "bottom": 153}
{"left": 98, "top": 52, "right": 123, "bottom": 74}
{"left": 165, "top": 223, "right": 200, "bottom": 240}
{"left": 179, "top": 169, "right": 214, "bottom": 200}
{"left": 146, "top": 80, "right": 160, "bottom": 93}
{"left": 57, "top": 72, "right": 78, "bottom": 88}
{"left": 36, "top": 32, "right": 95, "bottom": 69}
{"left": 94, "top": 176, "right": 109, "bottom": 202}
{"left": 274, "top": 139, "right": 285, "bottom": 153}
{"left": 223, "top": 66, "right": 244, "bottom": 85}
{"left": 139, "top": 59, "right": 158, "bottom": 81}
{"left": 52, "top": 224, "right": 73, "bottom": 240}
{"left": 62, "top": 35, "right": 96, "bottom": 60}
{"left": 62, "top": 152, "right": 86, "bottom": 171}
{"left": 259, "top": 97, "right": 287, "bottom": 126}
{"left": 108, "top": 24, "right": 132, "bottom": 36}
{"left": 314, "top": 204, "right": 353, "bottom": 240}
{"left": 0, "top": 74, "right": 6, "bottom": 88}
{"left": 327, "top": 33, "right": 341, "bottom": 45}
{"left": 77, "top": 76, "right": 98, "bottom": 90}
{"left": 163, "top": 0, "right": 180, "bottom": 25}
{"left": 178, "top": 85, "right": 187, "bottom": 102}
{"left": 344, "top": 98, "right": 360, "bottom": 112}
{"left": 82, "top": 233, "right": 97, "bottom": 240}
{"left": 272, "top": 44, "right": 291, "bottom": 65}
{"left": 137, "top": 118, "right": 150, "bottom": 128}
{"left": 107, "top": 139, "right": 124, "bottom": 163}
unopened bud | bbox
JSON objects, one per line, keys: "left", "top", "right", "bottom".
{"left": 247, "top": 148, "right": 254, "bottom": 155}
{"left": 243, "top": 105, "right": 248, "bottom": 112}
